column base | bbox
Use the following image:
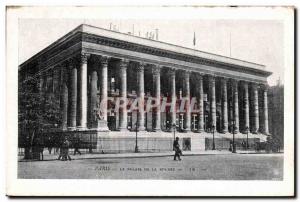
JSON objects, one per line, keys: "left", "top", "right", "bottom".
{"left": 67, "top": 127, "right": 76, "bottom": 131}
{"left": 77, "top": 126, "right": 87, "bottom": 131}
{"left": 153, "top": 128, "right": 161, "bottom": 132}
{"left": 234, "top": 130, "right": 239, "bottom": 134}
{"left": 138, "top": 126, "right": 146, "bottom": 131}
{"left": 61, "top": 126, "right": 68, "bottom": 131}
{"left": 222, "top": 130, "right": 228, "bottom": 134}
{"left": 119, "top": 127, "right": 128, "bottom": 132}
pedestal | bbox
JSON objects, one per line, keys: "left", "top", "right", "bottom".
{"left": 96, "top": 120, "right": 110, "bottom": 131}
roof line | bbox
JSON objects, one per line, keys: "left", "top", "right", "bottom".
{"left": 81, "top": 23, "right": 265, "bottom": 67}
{"left": 20, "top": 23, "right": 266, "bottom": 70}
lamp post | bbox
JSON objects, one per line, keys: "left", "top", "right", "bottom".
{"left": 245, "top": 126, "right": 249, "bottom": 150}
{"left": 135, "top": 112, "right": 139, "bottom": 153}
{"left": 172, "top": 123, "right": 176, "bottom": 141}
{"left": 232, "top": 120, "right": 236, "bottom": 153}
{"left": 212, "top": 125, "right": 216, "bottom": 150}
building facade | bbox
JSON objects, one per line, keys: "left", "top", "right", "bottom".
{"left": 19, "top": 24, "right": 272, "bottom": 152}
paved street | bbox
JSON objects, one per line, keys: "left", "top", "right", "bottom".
{"left": 18, "top": 153, "right": 283, "bottom": 180}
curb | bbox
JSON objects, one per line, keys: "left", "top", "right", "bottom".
{"left": 18, "top": 151, "right": 283, "bottom": 162}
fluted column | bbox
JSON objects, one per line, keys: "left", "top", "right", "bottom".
{"left": 119, "top": 59, "right": 128, "bottom": 131}
{"left": 90, "top": 63, "right": 98, "bottom": 128}
{"left": 170, "top": 69, "right": 176, "bottom": 126}
{"left": 184, "top": 71, "right": 191, "bottom": 131}
{"left": 100, "top": 56, "right": 109, "bottom": 122}
{"left": 198, "top": 74, "right": 204, "bottom": 132}
{"left": 209, "top": 76, "right": 216, "bottom": 130}
{"left": 252, "top": 83, "right": 259, "bottom": 133}
{"left": 221, "top": 78, "right": 228, "bottom": 133}
{"left": 137, "top": 62, "right": 146, "bottom": 131}
{"left": 68, "top": 60, "right": 77, "bottom": 130}
{"left": 78, "top": 53, "right": 89, "bottom": 129}
{"left": 263, "top": 85, "right": 269, "bottom": 134}
{"left": 153, "top": 66, "right": 161, "bottom": 131}
{"left": 243, "top": 82, "right": 250, "bottom": 132}
{"left": 61, "top": 68, "right": 68, "bottom": 131}
{"left": 233, "top": 80, "right": 239, "bottom": 133}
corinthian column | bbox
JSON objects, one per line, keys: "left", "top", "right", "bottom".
{"left": 197, "top": 74, "right": 204, "bottom": 132}
{"left": 90, "top": 64, "right": 98, "bottom": 128}
{"left": 153, "top": 66, "right": 161, "bottom": 131}
{"left": 233, "top": 80, "right": 239, "bottom": 133}
{"left": 68, "top": 59, "right": 77, "bottom": 130}
{"left": 221, "top": 77, "right": 228, "bottom": 133}
{"left": 252, "top": 83, "right": 259, "bottom": 133}
{"left": 184, "top": 71, "right": 191, "bottom": 131}
{"left": 78, "top": 53, "right": 89, "bottom": 129}
{"left": 100, "top": 56, "right": 109, "bottom": 122}
{"left": 243, "top": 82, "right": 250, "bottom": 132}
{"left": 209, "top": 76, "right": 216, "bottom": 130}
{"left": 119, "top": 59, "right": 128, "bottom": 131}
{"left": 137, "top": 62, "right": 146, "bottom": 131}
{"left": 61, "top": 68, "right": 68, "bottom": 131}
{"left": 262, "top": 85, "right": 269, "bottom": 134}
{"left": 170, "top": 69, "right": 176, "bottom": 126}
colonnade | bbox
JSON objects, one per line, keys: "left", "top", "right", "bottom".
{"left": 43, "top": 53, "right": 269, "bottom": 135}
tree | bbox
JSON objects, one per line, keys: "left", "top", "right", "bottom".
{"left": 18, "top": 76, "right": 61, "bottom": 159}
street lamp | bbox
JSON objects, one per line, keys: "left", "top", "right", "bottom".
{"left": 212, "top": 125, "right": 216, "bottom": 150}
{"left": 135, "top": 121, "right": 139, "bottom": 153}
{"left": 245, "top": 126, "right": 249, "bottom": 150}
{"left": 231, "top": 120, "right": 236, "bottom": 153}
{"left": 172, "top": 123, "right": 176, "bottom": 141}
{"left": 135, "top": 112, "right": 139, "bottom": 153}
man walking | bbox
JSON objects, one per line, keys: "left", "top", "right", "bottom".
{"left": 173, "top": 137, "right": 182, "bottom": 161}
{"left": 73, "top": 136, "right": 81, "bottom": 155}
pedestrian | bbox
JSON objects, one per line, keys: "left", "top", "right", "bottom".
{"left": 61, "top": 136, "right": 71, "bottom": 161}
{"left": 73, "top": 136, "right": 81, "bottom": 155}
{"left": 173, "top": 137, "right": 182, "bottom": 161}
{"left": 57, "top": 136, "right": 63, "bottom": 160}
{"left": 241, "top": 140, "right": 246, "bottom": 150}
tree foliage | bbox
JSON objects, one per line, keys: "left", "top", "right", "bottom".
{"left": 18, "top": 76, "right": 61, "bottom": 158}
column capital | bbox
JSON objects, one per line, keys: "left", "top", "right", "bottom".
{"left": 251, "top": 82, "right": 260, "bottom": 89}
{"left": 259, "top": 83, "right": 269, "bottom": 90}
{"left": 137, "top": 62, "right": 145, "bottom": 72}
{"left": 184, "top": 70, "right": 191, "bottom": 78}
{"left": 219, "top": 76, "right": 229, "bottom": 81}
{"left": 67, "top": 57, "right": 77, "bottom": 68}
{"left": 165, "top": 68, "right": 175, "bottom": 77}
{"left": 152, "top": 65, "right": 160, "bottom": 75}
{"left": 100, "top": 55, "right": 111, "bottom": 66}
{"left": 241, "top": 81, "right": 249, "bottom": 88}
{"left": 80, "top": 53, "right": 90, "bottom": 65}
{"left": 208, "top": 74, "right": 216, "bottom": 83}
{"left": 119, "top": 59, "right": 129, "bottom": 69}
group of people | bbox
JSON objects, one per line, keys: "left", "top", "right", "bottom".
{"left": 57, "top": 136, "right": 82, "bottom": 161}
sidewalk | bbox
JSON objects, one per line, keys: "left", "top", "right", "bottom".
{"left": 18, "top": 149, "right": 281, "bottom": 162}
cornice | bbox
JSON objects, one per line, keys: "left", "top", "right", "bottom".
{"left": 81, "top": 32, "right": 272, "bottom": 77}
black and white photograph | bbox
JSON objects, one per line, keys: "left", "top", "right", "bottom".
{"left": 6, "top": 5, "right": 294, "bottom": 196}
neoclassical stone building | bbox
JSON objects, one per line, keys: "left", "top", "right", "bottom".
{"left": 19, "top": 24, "right": 272, "bottom": 152}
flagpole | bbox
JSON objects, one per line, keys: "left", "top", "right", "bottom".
{"left": 193, "top": 31, "right": 196, "bottom": 55}
{"left": 230, "top": 31, "right": 232, "bottom": 57}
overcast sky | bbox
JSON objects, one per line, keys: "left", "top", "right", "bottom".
{"left": 19, "top": 16, "right": 284, "bottom": 86}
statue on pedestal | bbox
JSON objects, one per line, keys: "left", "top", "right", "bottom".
{"left": 93, "top": 100, "right": 109, "bottom": 131}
